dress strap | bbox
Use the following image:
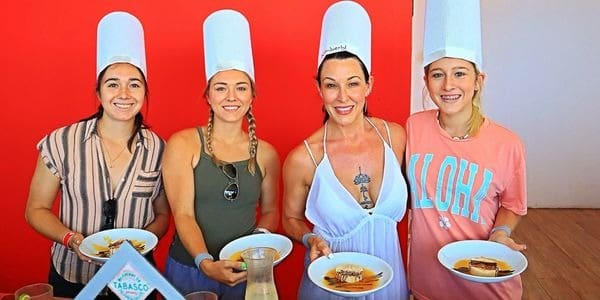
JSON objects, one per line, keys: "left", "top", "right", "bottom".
{"left": 303, "top": 140, "right": 318, "bottom": 167}
{"left": 365, "top": 118, "right": 392, "bottom": 147}
{"left": 323, "top": 121, "right": 329, "bottom": 154}
{"left": 382, "top": 120, "right": 392, "bottom": 148}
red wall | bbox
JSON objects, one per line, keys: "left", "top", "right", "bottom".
{"left": 0, "top": 1, "right": 412, "bottom": 297}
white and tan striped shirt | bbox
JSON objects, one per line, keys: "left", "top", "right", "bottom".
{"left": 37, "top": 118, "right": 165, "bottom": 284}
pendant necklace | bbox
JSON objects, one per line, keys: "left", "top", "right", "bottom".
{"left": 451, "top": 133, "right": 469, "bottom": 140}
{"left": 99, "top": 134, "right": 128, "bottom": 168}
{"left": 437, "top": 113, "right": 469, "bottom": 140}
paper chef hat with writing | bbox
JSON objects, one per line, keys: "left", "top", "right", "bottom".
{"left": 97, "top": 11, "right": 147, "bottom": 78}
{"left": 423, "top": 0, "right": 483, "bottom": 70}
{"left": 318, "top": 1, "right": 371, "bottom": 73}
{"left": 203, "top": 9, "right": 255, "bottom": 82}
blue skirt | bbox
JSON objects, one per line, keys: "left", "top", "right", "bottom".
{"left": 164, "top": 256, "right": 246, "bottom": 300}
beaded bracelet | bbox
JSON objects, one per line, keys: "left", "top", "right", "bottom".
{"left": 490, "top": 225, "right": 512, "bottom": 237}
{"left": 302, "top": 232, "right": 318, "bottom": 248}
{"left": 62, "top": 232, "right": 75, "bottom": 248}
{"left": 194, "top": 253, "right": 214, "bottom": 268}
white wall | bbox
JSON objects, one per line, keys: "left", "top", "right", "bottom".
{"left": 411, "top": 1, "right": 600, "bottom": 208}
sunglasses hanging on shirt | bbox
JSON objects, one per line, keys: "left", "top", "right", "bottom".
{"left": 101, "top": 198, "right": 116, "bottom": 230}
{"left": 220, "top": 163, "right": 239, "bottom": 201}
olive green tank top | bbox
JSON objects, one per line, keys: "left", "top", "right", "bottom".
{"left": 169, "top": 127, "right": 263, "bottom": 266}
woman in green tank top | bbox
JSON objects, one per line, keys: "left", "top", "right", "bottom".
{"left": 162, "top": 9, "right": 281, "bottom": 299}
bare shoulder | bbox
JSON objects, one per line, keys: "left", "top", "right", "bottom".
{"left": 369, "top": 117, "right": 406, "bottom": 145}
{"left": 388, "top": 121, "right": 407, "bottom": 146}
{"left": 285, "top": 143, "right": 311, "bottom": 169}
{"left": 286, "top": 128, "right": 324, "bottom": 166}
{"left": 257, "top": 139, "right": 280, "bottom": 164}
{"left": 167, "top": 127, "right": 201, "bottom": 145}
{"left": 165, "top": 127, "right": 202, "bottom": 159}
{"left": 282, "top": 145, "right": 314, "bottom": 188}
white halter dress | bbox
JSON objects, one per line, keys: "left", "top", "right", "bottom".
{"left": 298, "top": 119, "right": 409, "bottom": 300}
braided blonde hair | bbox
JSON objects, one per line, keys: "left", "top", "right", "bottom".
{"left": 205, "top": 109, "right": 220, "bottom": 167}
{"left": 246, "top": 105, "right": 258, "bottom": 175}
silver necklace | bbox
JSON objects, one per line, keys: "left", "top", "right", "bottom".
{"left": 99, "top": 134, "right": 128, "bottom": 168}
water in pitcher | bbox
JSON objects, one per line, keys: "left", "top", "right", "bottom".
{"left": 242, "top": 247, "right": 279, "bottom": 300}
{"left": 245, "top": 282, "right": 278, "bottom": 300}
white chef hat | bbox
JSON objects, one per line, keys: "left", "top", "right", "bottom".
{"left": 203, "top": 9, "right": 255, "bottom": 82}
{"left": 423, "top": 0, "right": 482, "bottom": 70}
{"left": 97, "top": 11, "right": 147, "bottom": 79}
{"left": 318, "top": 1, "right": 371, "bottom": 73}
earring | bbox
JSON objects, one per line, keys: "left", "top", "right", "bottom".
{"left": 363, "top": 98, "right": 368, "bottom": 114}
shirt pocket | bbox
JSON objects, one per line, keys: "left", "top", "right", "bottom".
{"left": 131, "top": 170, "right": 161, "bottom": 199}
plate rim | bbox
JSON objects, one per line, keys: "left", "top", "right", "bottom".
{"left": 79, "top": 228, "right": 158, "bottom": 262}
{"left": 307, "top": 251, "right": 394, "bottom": 298}
{"left": 437, "top": 239, "right": 528, "bottom": 283}
{"left": 218, "top": 233, "right": 293, "bottom": 265}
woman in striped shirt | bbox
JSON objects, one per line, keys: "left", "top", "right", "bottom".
{"left": 24, "top": 12, "right": 170, "bottom": 298}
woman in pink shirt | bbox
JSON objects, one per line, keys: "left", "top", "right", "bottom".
{"left": 406, "top": 0, "right": 527, "bottom": 299}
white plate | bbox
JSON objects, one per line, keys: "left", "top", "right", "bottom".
{"left": 219, "top": 233, "right": 292, "bottom": 266}
{"left": 307, "top": 252, "right": 393, "bottom": 298}
{"left": 79, "top": 228, "right": 158, "bottom": 263}
{"left": 437, "top": 240, "right": 528, "bottom": 283}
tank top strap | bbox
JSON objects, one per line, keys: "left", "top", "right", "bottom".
{"left": 303, "top": 140, "right": 318, "bottom": 167}
{"left": 196, "top": 127, "right": 208, "bottom": 155}
{"left": 365, "top": 118, "right": 392, "bottom": 148}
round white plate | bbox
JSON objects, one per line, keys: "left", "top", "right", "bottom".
{"left": 219, "top": 233, "right": 292, "bottom": 266}
{"left": 437, "top": 240, "right": 528, "bottom": 283}
{"left": 307, "top": 252, "right": 393, "bottom": 298}
{"left": 79, "top": 228, "right": 158, "bottom": 263}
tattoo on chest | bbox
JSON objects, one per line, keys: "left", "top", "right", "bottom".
{"left": 353, "top": 166, "right": 374, "bottom": 209}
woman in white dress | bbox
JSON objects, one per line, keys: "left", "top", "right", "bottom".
{"left": 282, "top": 1, "right": 409, "bottom": 299}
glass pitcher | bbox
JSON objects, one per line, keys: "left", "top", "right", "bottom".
{"left": 241, "top": 247, "right": 279, "bottom": 300}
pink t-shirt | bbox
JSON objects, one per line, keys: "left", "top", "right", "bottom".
{"left": 406, "top": 110, "right": 527, "bottom": 300}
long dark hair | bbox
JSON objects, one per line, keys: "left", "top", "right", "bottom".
{"left": 316, "top": 51, "right": 370, "bottom": 124}
{"left": 82, "top": 64, "right": 150, "bottom": 151}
